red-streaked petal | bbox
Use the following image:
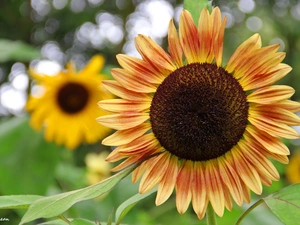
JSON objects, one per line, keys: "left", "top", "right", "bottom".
{"left": 168, "top": 19, "right": 183, "bottom": 68}
{"left": 139, "top": 152, "right": 170, "bottom": 193}
{"left": 98, "top": 99, "right": 150, "bottom": 113}
{"left": 198, "top": 8, "right": 213, "bottom": 63}
{"left": 111, "top": 68, "right": 157, "bottom": 93}
{"left": 230, "top": 144, "right": 262, "bottom": 194}
{"left": 218, "top": 157, "right": 243, "bottom": 206}
{"left": 102, "top": 122, "right": 151, "bottom": 146}
{"left": 250, "top": 105, "right": 300, "bottom": 126}
{"left": 245, "top": 125, "right": 289, "bottom": 155}
{"left": 179, "top": 10, "right": 200, "bottom": 63}
{"left": 249, "top": 110, "right": 299, "bottom": 139}
{"left": 247, "top": 85, "right": 295, "bottom": 104}
{"left": 191, "top": 161, "right": 208, "bottom": 220}
{"left": 236, "top": 45, "right": 282, "bottom": 80}
{"left": 211, "top": 7, "right": 226, "bottom": 66}
{"left": 156, "top": 153, "right": 178, "bottom": 205}
{"left": 240, "top": 140, "right": 280, "bottom": 181}
{"left": 135, "top": 34, "right": 176, "bottom": 73}
{"left": 243, "top": 63, "right": 292, "bottom": 91}
{"left": 132, "top": 159, "right": 148, "bottom": 183}
{"left": 176, "top": 160, "right": 193, "bottom": 214}
{"left": 97, "top": 112, "right": 149, "bottom": 130}
{"left": 116, "top": 133, "right": 159, "bottom": 155}
{"left": 274, "top": 100, "right": 300, "bottom": 113}
{"left": 116, "top": 54, "right": 165, "bottom": 84}
{"left": 102, "top": 80, "right": 151, "bottom": 101}
{"left": 205, "top": 160, "right": 225, "bottom": 217}
{"left": 226, "top": 34, "right": 261, "bottom": 73}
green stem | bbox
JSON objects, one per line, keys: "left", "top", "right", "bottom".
{"left": 235, "top": 199, "right": 264, "bottom": 225}
{"left": 58, "top": 214, "right": 71, "bottom": 225}
{"left": 206, "top": 203, "right": 217, "bottom": 225}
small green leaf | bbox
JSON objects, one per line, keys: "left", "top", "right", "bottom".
{"left": 0, "top": 39, "right": 40, "bottom": 62}
{"left": 107, "top": 208, "right": 114, "bottom": 225}
{"left": 115, "top": 188, "right": 157, "bottom": 225}
{"left": 70, "top": 218, "right": 98, "bottom": 225}
{"left": 0, "top": 195, "right": 42, "bottom": 209}
{"left": 264, "top": 184, "right": 300, "bottom": 225}
{"left": 37, "top": 219, "right": 69, "bottom": 225}
{"left": 184, "top": 0, "right": 212, "bottom": 25}
{"left": 20, "top": 164, "right": 137, "bottom": 225}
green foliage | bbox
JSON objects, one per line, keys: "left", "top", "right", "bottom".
{"left": 19, "top": 164, "right": 137, "bottom": 225}
{"left": 115, "top": 188, "right": 157, "bottom": 225}
{"left": 264, "top": 184, "right": 300, "bottom": 225}
{"left": 0, "top": 116, "right": 61, "bottom": 195}
{"left": 0, "top": 39, "right": 40, "bottom": 62}
{"left": 0, "top": 195, "right": 41, "bottom": 210}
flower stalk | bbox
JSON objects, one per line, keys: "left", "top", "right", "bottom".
{"left": 206, "top": 203, "right": 217, "bottom": 225}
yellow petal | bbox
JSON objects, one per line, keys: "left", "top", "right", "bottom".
{"left": 97, "top": 113, "right": 149, "bottom": 130}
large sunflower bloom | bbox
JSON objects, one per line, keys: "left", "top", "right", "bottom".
{"left": 97, "top": 8, "right": 300, "bottom": 219}
{"left": 27, "top": 55, "right": 112, "bottom": 150}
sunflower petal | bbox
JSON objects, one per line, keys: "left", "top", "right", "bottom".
{"left": 176, "top": 160, "right": 193, "bottom": 214}
{"left": 98, "top": 99, "right": 150, "bottom": 113}
{"left": 135, "top": 34, "right": 176, "bottom": 73}
{"left": 156, "top": 153, "right": 178, "bottom": 205}
{"left": 245, "top": 125, "right": 289, "bottom": 155}
{"left": 226, "top": 34, "right": 261, "bottom": 73}
{"left": 139, "top": 152, "right": 170, "bottom": 193}
{"left": 191, "top": 161, "right": 208, "bottom": 219}
{"left": 247, "top": 85, "right": 295, "bottom": 104}
{"left": 81, "top": 55, "right": 105, "bottom": 75}
{"left": 179, "top": 10, "right": 200, "bottom": 63}
{"left": 102, "top": 123, "right": 151, "bottom": 146}
{"left": 168, "top": 19, "right": 184, "bottom": 68}
{"left": 230, "top": 144, "right": 262, "bottom": 194}
{"left": 205, "top": 160, "right": 225, "bottom": 217}
{"left": 111, "top": 68, "right": 157, "bottom": 93}
{"left": 102, "top": 80, "right": 151, "bottom": 101}
{"left": 97, "top": 113, "right": 149, "bottom": 130}
{"left": 116, "top": 54, "right": 165, "bottom": 84}
{"left": 212, "top": 7, "right": 226, "bottom": 66}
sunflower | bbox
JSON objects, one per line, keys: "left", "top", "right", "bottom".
{"left": 85, "top": 151, "right": 111, "bottom": 185}
{"left": 286, "top": 151, "right": 300, "bottom": 184}
{"left": 27, "top": 55, "right": 112, "bottom": 150}
{"left": 97, "top": 7, "right": 300, "bottom": 219}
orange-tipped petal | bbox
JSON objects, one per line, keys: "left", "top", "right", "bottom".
{"left": 176, "top": 160, "right": 193, "bottom": 214}
{"left": 179, "top": 10, "right": 200, "bottom": 63}
{"left": 168, "top": 19, "right": 184, "bottom": 68}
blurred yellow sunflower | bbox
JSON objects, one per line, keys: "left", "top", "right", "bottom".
{"left": 97, "top": 7, "right": 300, "bottom": 219}
{"left": 27, "top": 55, "right": 112, "bottom": 150}
{"left": 286, "top": 151, "right": 300, "bottom": 184}
{"left": 85, "top": 151, "right": 111, "bottom": 185}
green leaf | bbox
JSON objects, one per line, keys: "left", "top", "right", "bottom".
{"left": 0, "top": 195, "right": 42, "bottom": 209}
{"left": 0, "top": 39, "right": 40, "bottom": 62}
{"left": 20, "top": 164, "right": 137, "bottom": 225}
{"left": 264, "top": 184, "right": 300, "bottom": 225}
{"left": 184, "top": 0, "right": 212, "bottom": 25}
{"left": 115, "top": 188, "right": 157, "bottom": 225}
{"left": 107, "top": 208, "right": 114, "bottom": 225}
{"left": 0, "top": 116, "right": 61, "bottom": 195}
{"left": 70, "top": 218, "right": 98, "bottom": 225}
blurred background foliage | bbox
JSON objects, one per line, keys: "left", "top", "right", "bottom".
{"left": 0, "top": 0, "right": 300, "bottom": 224}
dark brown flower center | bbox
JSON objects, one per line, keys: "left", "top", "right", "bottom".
{"left": 150, "top": 63, "right": 249, "bottom": 161}
{"left": 57, "top": 82, "right": 89, "bottom": 114}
